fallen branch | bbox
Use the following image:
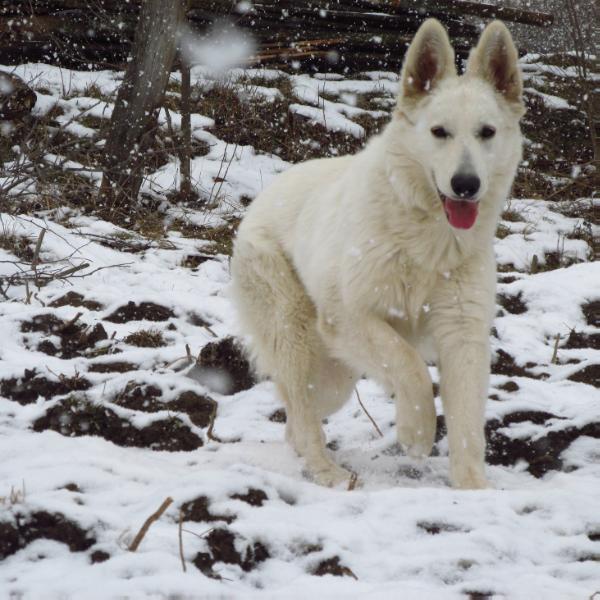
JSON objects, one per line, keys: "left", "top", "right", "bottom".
{"left": 178, "top": 509, "right": 186, "bottom": 572}
{"left": 128, "top": 496, "right": 173, "bottom": 552}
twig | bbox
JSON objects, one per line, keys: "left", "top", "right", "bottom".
{"left": 185, "top": 343, "right": 193, "bottom": 362}
{"left": 550, "top": 333, "right": 561, "bottom": 364}
{"left": 178, "top": 509, "right": 187, "bottom": 573}
{"left": 128, "top": 496, "right": 173, "bottom": 552}
{"left": 206, "top": 398, "right": 222, "bottom": 443}
{"left": 60, "top": 311, "right": 83, "bottom": 332}
{"left": 347, "top": 472, "right": 358, "bottom": 491}
{"left": 182, "top": 526, "right": 215, "bottom": 540}
{"left": 355, "top": 387, "right": 383, "bottom": 438}
{"left": 31, "top": 228, "right": 45, "bottom": 287}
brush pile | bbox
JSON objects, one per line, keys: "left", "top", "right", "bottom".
{"left": 0, "top": 0, "right": 553, "bottom": 71}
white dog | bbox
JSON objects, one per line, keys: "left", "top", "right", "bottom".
{"left": 230, "top": 19, "right": 524, "bottom": 489}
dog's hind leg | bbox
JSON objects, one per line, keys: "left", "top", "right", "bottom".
{"left": 231, "top": 236, "right": 355, "bottom": 487}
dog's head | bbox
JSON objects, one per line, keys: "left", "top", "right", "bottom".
{"left": 394, "top": 19, "right": 524, "bottom": 230}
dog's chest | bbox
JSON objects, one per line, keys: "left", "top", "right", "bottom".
{"left": 370, "top": 259, "right": 437, "bottom": 323}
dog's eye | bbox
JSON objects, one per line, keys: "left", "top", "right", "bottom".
{"left": 480, "top": 126, "right": 496, "bottom": 139}
{"left": 431, "top": 126, "right": 449, "bottom": 139}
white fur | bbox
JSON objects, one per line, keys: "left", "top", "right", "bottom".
{"left": 230, "top": 20, "right": 524, "bottom": 489}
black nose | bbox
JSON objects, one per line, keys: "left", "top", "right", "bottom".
{"left": 451, "top": 173, "right": 480, "bottom": 199}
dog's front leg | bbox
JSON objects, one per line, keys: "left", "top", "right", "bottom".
{"left": 432, "top": 318, "right": 491, "bottom": 489}
{"left": 319, "top": 313, "right": 436, "bottom": 457}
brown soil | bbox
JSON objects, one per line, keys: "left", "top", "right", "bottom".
{"left": 181, "top": 254, "right": 212, "bottom": 269}
{"left": 192, "top": 527, "right": 269, "bottom": 578}
{"left": 195, "top": 336, "right": 255, "bottom": 394}
{"left": 180, "top": 496, "right": 235, "bottom": 524}
{"left": 312, "top": 556, "right": 357, "bottom": 578}
{"left": 491, "top": 350, "right": 530, "bottom": 378}
{"left": 568, "top": 364, "right": 600, "bottom": 387}
{"left": 563, "top": 330, "right": 600, "bottom": 350}
{"left": 417, "top": 522, "right": 465, "bottom": 535}
{"left": 90, "top": 550, "right": 110, "bottom": 563}
{"left": 49, "top": 291, "right": 103, "bottom": 311}
{"left": 497, "top": 381, "right": 520, "bottom": 393}
{"left": 269, "top": 408, "right": 287, "bottom": 423}
{"left": 123, "top": 329, "right": 165, "bottom": 348}
{"left": 21, "top": 314, "right": 108, "bottom": 359}
{"left": 436, "top": 412, "right": 600, "bottom": 478}
{"left": 104, "top": 301, "right": 174, "bottom": 323}
{"left": 582, "top": 301, "right": 599, "bottom": 327}
{"left": 231, "top": 488, "right": 268, "bottom": 507}
{"left": 115, "top": 383, "right": 217, "bottom": 428}
{"left": 497, "top": 293, "right": 527, "bottom": 315}
{"left": 485, "top": 417, "right": 599, "bottom": 478}
{"left": 0, "top": 368, "right": 91, "bottom": 404}
{"left": 88, "top": 361, "right": 138, "bottom": 373}
{"left": 0, "top": 511, "right": 95, "bottom": 560}
{"left": 33, "top": 396, "right": 203, "bottom": 451}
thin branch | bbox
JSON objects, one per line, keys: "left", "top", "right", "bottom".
{"left": 355, "top": 387, "right": 383, "bottom": 438}
{"left": 128, "top": 496, "right": 173, "bottom": 552}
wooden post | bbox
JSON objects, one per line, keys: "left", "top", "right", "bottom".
{"left": 98, "top": 0, "right": 186, "bottom": 222}
{"left": 179, "top": 58, "right": 193, "bottom": 199}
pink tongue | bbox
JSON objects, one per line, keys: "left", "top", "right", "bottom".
{"left": 443, "top": 198, "right": 479, "bottom": 229}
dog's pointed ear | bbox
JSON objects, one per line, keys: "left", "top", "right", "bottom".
{"left": 400, "top": 19, "right": 456, "bottom": 106}
{"left": 467, "top": 21, "right": 523, "bottom": 107}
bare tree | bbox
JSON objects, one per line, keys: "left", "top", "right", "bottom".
{"left": 99, "top": 0, "right": 187, "bottom": 222}
{"left": 563, "top": 0, "right": 599, "bottom": 163}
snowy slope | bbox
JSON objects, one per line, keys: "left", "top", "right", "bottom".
{"left": 0, "top": 59, "right": 599, "bottom": 599}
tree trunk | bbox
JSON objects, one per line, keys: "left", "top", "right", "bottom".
{"left": 98, "top": 0, "right": 186, "bottom": 222}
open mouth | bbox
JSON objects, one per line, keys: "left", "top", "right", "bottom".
{"left": 440, "top": 195, "right": 479, "bottom": 230}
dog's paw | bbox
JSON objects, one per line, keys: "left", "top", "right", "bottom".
{"left": 397, "top": 424, "right": 435, "bottom": 458}
{"left": 309, "top": 462, "right": 354, "bottom": 488}
{"left": 450, "top": 465, "right": 490, "bottom": 490}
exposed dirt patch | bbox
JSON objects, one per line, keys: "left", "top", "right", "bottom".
{"left": 21, "top": 314, "right": 108, "bottom": 359}
{"left": 491, "top": 350, "right": 530, "bottom": 378}
{"left": 90, "top": 549, "right": 110, "bottom": 564}
{"left": 181, "top": 254, "right": 212, "bottom": 269}
{"left": 49, "top": 291, "right": 103, "bottom": 311}
{"left": 0, "top": 511, "right": 95, "bottom": 560}
{"left": 497, "top": 381, "right": 520, "bottom": 393}
{"left": 123, "top": 329, "right": 166, "bottom": 348}
{"left": 485, "top": 417, "right": 600, "bottom": 478}
{"left": 0, "top": 368, "right": 91, "bottom": 404}
{"left": 582, "top": 301, "right": 600, "bottom": 327}
{"left": 563, "top": 330, "right": 600, "bottom": 350}
{"left": 33, "top": 396, "right": 203, "bottom": 451}
{"left": 88, "top": 361, "right": 137, "bottom": 373}
{"left": 568, "top": 364, "right": 600, "bottom": 387}
{"left": 104, "top": 302, "right": 174, "bottom": 323}
{"left": 180, "top": 496, "right": 235, "bottom": 524}
{"left": 192, "top": 527, "right": 269, "bottom": 578}
{"left": 114, "top": 383, "right": 217, "bottom": 428}
{"left": 230, "top": 488, "right": 268, "bottom": 507}
{"left": 437, "top": 412, "right": 600, "bottom": 477}
{"left": 195, "top": 336, "right": 255, "bottom": 394}
{"left": 269, "top": 408, "right": 287, "bottom": 423}
{"left": 497, "top": 292, "right": 527, "bottom": 315}
{"left": 312, "top": 556, "right": 357, "bottom": 579}
{"left": 417, "top": 522, "right": 465, "bottom": 535}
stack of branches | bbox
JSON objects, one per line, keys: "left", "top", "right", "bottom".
{"left": 0, "top": 0, "right": 553, "bottom": 71}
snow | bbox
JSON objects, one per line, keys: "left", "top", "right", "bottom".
{"left": 0, "top": 57, "right": 599, "bottom": 599}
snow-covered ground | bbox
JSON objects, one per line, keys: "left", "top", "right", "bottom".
{"left": 0, "top": 57, "right": 599, "bottom": 599}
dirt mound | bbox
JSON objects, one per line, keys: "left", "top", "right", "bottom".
{"left": 0, "top": 511, "right": 95, "bottom": 560}
{"left": 33, "top": 395, "right": 203, "bottom": 451}
{"left": 21, "top": 314, "right": 108, "bottom": 359}
{"left": 49, "top": 291, "right": 103, "bottom": 311}
{"left": 192, "top": 528, "right": 269, "bottom": 578}
{"left": 497, "top": 292, "right": 527, "bottom": 315}
{"left": 105, "top": 301, "right": 174, "bottom": 323}
{"left": 193, "top": 336, "right": 255, "bottom": 394}
{"left": 312, "top": 556, "right": 357, "bottom": 578}
{"left": 180, "top": 496, "right": 235, "bottom": 524}
{"left": 0, "top": 369, "right": 91, "bottom": 404}
{"left": 115, "top": 383, "right": 217, "bottom": 428}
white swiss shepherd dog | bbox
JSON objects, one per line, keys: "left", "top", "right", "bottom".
{"left": 231, "top": 19, "right": 524, "bottom": 489}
